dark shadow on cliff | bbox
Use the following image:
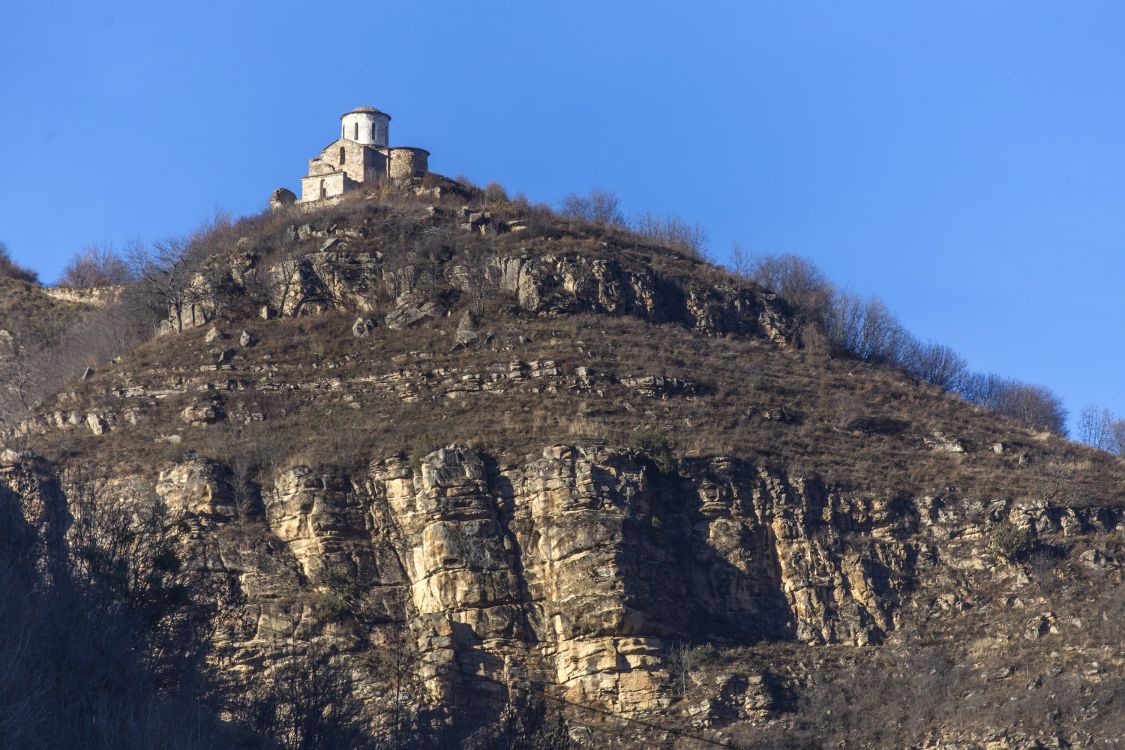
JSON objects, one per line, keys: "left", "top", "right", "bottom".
{"left": 612, "top": 455, "right": 797, "bottom": 646}
{"left": 0, "top": 462, "right": 244, "bottom": 749}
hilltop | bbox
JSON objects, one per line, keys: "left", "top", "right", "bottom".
{"left": 0, "top": 179, "right": 1122, "bottom": 749}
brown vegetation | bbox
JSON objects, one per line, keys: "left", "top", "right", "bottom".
{"left": 0, "top": 242, "right": 38, "bottom": 283}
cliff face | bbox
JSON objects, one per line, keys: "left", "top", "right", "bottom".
{"left": 147, "top": 444, "right": 921, "bottom": 705}
{"left": 138, "top": 441, "right": 1124, "bottom": 743}
{"left": 3, "top": 193, "right": 1123, "bottom": 748}
{"left": 7, "top": 434, "right": 1120, "bottom": 747}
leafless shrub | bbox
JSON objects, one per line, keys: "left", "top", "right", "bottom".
{"left": 823, "top": 292, "right": 906, "bottom": 364}
{"left": 957, "top": 374, "right": 1068, "bottom": 435}
{"left": 833, "top": 394, "right": 864, "bottom": 428}
{"left": 747, "top": 252, "right": 1069, "bottom": 434}
{"left": 0, "top": 327, "right": 48, "bottom": 421}
{"left": 899, "top": 339, "right": 968, "bottom": 390}
{"left": 630, "top": 211, "right": 710, "bottom": 260}
{"left": 198, "top": 423, "right": 281, "bottom": 521}
{"left": 559, "top": 187, "right": 624, "bottom": 226}
{"left": 483, "top": 182, "right": 509, "bottom": 204}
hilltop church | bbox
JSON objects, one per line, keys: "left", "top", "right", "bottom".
{"left": 295, "top": 106, "right": 430, "bottom": 203}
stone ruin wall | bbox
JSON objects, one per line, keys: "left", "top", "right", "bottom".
{"left": 43, "top": 286, "right": 123, "bottom": 308}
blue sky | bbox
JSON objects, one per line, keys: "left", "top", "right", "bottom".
{"left": 1, "top": 1, "right": 1122, "bottom": 426}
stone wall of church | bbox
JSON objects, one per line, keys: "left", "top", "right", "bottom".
{"left": 301, "top": 171, "right": 348, "bottom": 202}
{"left": 388, "top": 147, "right": 429, "bottom": 180}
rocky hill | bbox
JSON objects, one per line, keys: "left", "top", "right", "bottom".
{"left": 1, "top": 182, "right": 1122, "bottom": 749}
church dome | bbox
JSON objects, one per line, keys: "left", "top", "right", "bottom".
{"left": 342, "top": 106, "right": 390, "bottom": 120}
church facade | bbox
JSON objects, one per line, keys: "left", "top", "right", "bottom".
{"left": 299, "top": 106, "right": 430, "bottom": 202}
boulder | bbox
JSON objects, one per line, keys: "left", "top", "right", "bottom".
{"left": 384, "top": 295, "right": 446, "bottom": 330}
{"left": 239, "top": 329, "right": 258, "bottom": 347}
{"left": 446, "top": 264, "right": 474, "bottom": 292}
{"left": 352, "top": 317, "right": 378, "bottom": 338}
{"left": 926, "top": 432, "right": 966, "bottom": 453}
{"left": 269, "top": 187, "right": 297, "bottom": 210}
{"left": 204, "top": 326, "right": 227, "bottom": 344}
{"left": 180, "top": 402, "right": 223, "bottom": 426}
{"left": 1024, "top": 612, "right": 1058, "bottom": 640}
{"left": 157, "top": 456, "right": 236, "bottom": 518}
{"left": 455, "top": 311, "right": 479, "bottom": 345}
{"left": 85, "top": 413, "right": 110, "bottom": 435}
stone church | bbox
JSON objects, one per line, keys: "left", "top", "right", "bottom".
{"left": 297, "top": 106, "right": 430, "bottom": 203}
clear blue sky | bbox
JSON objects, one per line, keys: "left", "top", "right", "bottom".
{"left": 1, "top": 1, "right": 1122, "bottom": 427}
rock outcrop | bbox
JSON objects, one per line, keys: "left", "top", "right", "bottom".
{"left": 489, "top": 253, "right": 791, "bottom": 343}
{"left": 164, "top": 227, "right": 791, "bottom": 345}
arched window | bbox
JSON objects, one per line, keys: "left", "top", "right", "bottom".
{"left": 371, "top": 123, "right": 377, "bottom": 141}
{"left": 354, "top": 122, "right": 359, "bottom": 140}
{"left": 342, "top": 124, "right": 346, "bottom": 139}
{"left": 339, "top": 147, "right": 345, "bottom": 165}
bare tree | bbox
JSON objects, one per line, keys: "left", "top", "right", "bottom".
{"left": 1004, "top": 381, "right": 1067, "bottom": 434}
{"left": 58, "top": 244, "right": 134, "bottom": 287}
{"left": 729, "top": 242, "right": 751, "bottom": 279}
{"left": 1077, "top": 405, "right": 1125, "bottom": 455}
{"left": 0, "top": 329, "right": 47, "bottom": 419}
{"left": 664, "top": 641, "right": 714, "bottom": 697}
{"left": 130, "top": 238, "right": 201, "bottom": 333}
{"left": 1112, "top": 421, "right": 1125, "bottom": 457}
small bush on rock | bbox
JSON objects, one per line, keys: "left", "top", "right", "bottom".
{"left": 410, "top": 432, "right": 438, "bottom": 473}
{"left": 991, "top": 523, "right": 1035, "bottom": 562}
{"left": 628, "top": 424, "right": 676, "bottom": 473}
